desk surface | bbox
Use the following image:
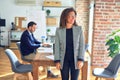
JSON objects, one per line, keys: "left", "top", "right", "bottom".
{"left": 37, "top": 47, "right": 90, "bottom": 61}
{"left": 32, "top": 47, "right": 89, "bottom": 80}
{"left": 37, "top": 47, "right": 53, "bottom": 53}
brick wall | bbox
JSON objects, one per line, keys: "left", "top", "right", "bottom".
{"left": 93, "top": 0, "right": 120, "bottom": 66}
{"left": 76, "top": 0, "right": 120, "bottom": 66}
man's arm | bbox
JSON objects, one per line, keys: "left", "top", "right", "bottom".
{"left": 22, "top": 33, "right": 40, "bottom": 49}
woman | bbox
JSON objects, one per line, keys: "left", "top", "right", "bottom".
{"left": 54, "top": 7, "right": 85, "bottom": 80}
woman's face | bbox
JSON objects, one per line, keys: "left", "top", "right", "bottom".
{"left": 66, "top": 11, "right": 76, "bottom": 25}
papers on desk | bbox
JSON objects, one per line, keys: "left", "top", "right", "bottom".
{"left": 37, "top": 47, "right": 53, "bottom": 53}
{"left": 46, "top": 55, "right": 54, "bottom": 60}
{"left": 37, "top": 47, "right": 54, "bottom": 60}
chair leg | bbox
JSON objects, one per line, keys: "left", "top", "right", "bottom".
{"left": 13, "top": 73, "right": 17, "bottom": 80}
{"left": 95, "top": 77, "right": 99, "bottom": 80}
{"left": 13, "top": 73, "right": 23, "bottom": 80}
{"left": 27, "top": 72, "right": 33, "bottom": 80}
{"left": 14, "top": 72, "right": 33, "bottom": 80}
{"left": 39, "top": 66, "right": 44, "bottom": 75}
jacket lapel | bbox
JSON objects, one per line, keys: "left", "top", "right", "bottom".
{"left": 62, "top": 28, "right": 66, "bottom": 52}
{"left": 73, "top": 26, "right": 78, "bottom": 52}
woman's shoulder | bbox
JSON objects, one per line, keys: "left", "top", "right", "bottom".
{"left": 74, "top": 26, "right": 82, "bottom": 29}
{"left": 56, "top": 27, "right": 65, "bottom": 31}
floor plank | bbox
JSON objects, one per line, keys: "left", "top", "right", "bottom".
{"left": 0, "top": 47, "right": 120, "bottom": 80}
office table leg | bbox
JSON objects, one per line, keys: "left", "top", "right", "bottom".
{"left": 32, "top": 61, "right": 39, "bottom": 80}
{"left": 81, "top": 61, "right": 88, "bottom": 80}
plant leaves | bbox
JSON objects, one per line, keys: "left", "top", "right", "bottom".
{"left": 106, "top": 29, "right": 120, "bottom": 58}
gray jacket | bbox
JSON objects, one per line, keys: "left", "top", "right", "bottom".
{"left": 54, "top": 26, "right": 85, "bottom": 69}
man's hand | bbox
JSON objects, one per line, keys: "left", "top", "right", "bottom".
{"left": 42, "top": 43, "right": 51, "bottom": 47}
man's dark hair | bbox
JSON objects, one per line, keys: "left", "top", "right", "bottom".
{"left": 27, "top": 21, "right": 37, "bottom": 28}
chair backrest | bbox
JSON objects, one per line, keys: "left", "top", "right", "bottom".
{"left": 16, "top": 42, "right": 22, "bottom": 55}
{"left": 5, "top": 49, "right": 21, "bottom": 72}
{"left": 85, "top": 44, "right": 89, "bottom": 51}
{"left": 16, "top": 42, "right": 32, "bottom": 62}
{"left": 105, "top": 53, "right": 120, "bottom": 76}
{"left": 16, "top": 42, "right": 23, "bottom": 59}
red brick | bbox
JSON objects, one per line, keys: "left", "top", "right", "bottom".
{"left": 76, "top": 0, "right": 120, "bottom": 66}
{"left": 101, "top": 0, "right": 114, "bottom": 2}
{"left": 115, "top": 0, "right": 120, "bottom": 2}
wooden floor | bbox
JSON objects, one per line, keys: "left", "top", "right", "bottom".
{"left": 0, "top": 47, "right": 120, "bottom": 80}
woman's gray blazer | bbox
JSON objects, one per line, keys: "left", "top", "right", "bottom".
{"left": 54, "top": 26, "right": 85, "bottom": 69}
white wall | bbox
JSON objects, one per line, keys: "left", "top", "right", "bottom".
{"left": 0, "top": 0, "right": 74, "bottom": 46}
{"left": 0, "top": 0, "right": 42, "bottom": 30}
{"left": 0, "top": 0, "right": 74, "bottom": 30}
{"left": 0, "top": 0, "right": 43, "bottom": 46}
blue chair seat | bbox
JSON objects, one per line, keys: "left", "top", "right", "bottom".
{"left": 15, "top": 64, "right": 32, "bottom": 73}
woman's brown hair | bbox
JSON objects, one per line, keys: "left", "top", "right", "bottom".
{"left": 59, "top": 7, "right": 78, "bottom": 28}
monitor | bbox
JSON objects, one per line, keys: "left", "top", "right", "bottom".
{"left": 0, "top": 19, "right": 6, "bottom": 27}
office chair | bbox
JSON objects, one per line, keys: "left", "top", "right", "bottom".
{"left": 16, "top": 42, "right": 45, "bottom": 77}
{"left": 85, "top": 44, "right": 89, "bottom": 51}
{"left": 85, "top": 44, "right": 91, "bottom": 57}
{"left": 5, "top": 49, "right": 33, "bottom": 80}
{"left": 92, "top": 53, "right": 120, "bottom": 80}
{"left": 16, "top": 42, "right": 32, "bottom": 62}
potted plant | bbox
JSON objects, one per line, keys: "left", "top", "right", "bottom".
{"left": 46, "top": 9, "right": 51, "bottom": 16}
{"left": 47, "top": 28, "right": 51, "bottom": 35}
{"left": 106, "top": 29, "right": 120, "bottom": 58}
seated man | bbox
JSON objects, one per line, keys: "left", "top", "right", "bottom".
{"left": 20, "top": 21, "right": 58, "bottom": 78}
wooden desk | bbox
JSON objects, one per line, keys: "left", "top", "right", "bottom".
{"left": 31, "top": 52, "right": 88, "bottom": 80}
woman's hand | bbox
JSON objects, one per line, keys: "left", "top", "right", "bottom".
{"left": 55, "top": 62, "right": 61, "bottom": 70}
{"left": 77, "top": 61, "right": 84, "bottom": 69}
